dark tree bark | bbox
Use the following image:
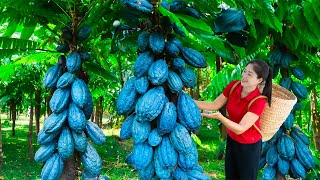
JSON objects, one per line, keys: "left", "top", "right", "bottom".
{"left": 35, "top": 89, "right": 41, "bottom": 134}
{"left": 99, "top": 96, "right": 103, "bottom": 127}
{"left": 312, "top": 89, "right": 320, "bottom": 151}
{"left": 28, "top": 103, "right": 34, "bottom": 161}
{"left": 60, "top": 155, "right": 77, "bottom": 180}
{"left": 10, "top": 99, "right": 16, "bottom": 136}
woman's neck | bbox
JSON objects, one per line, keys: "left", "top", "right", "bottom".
{"left": 241, "top": 86, "right": 256, "bottom": 98}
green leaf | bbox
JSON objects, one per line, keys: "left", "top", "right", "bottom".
{"left": 282, "top": 28, "right": 299, "bottom": 50}
{"left": 257, "top": 0, "right": 283, "bottom": 33}
{"left": 292, "top": 5, "right": 319, "bottom": 47}
{"left": 20, "top": 19, "right": 37, "bottom": 40}
{"left": 191, "top": 133, "right": 202, "bottom": 147}
{"left": 158, "top": 6, "right": 189, "bottom": 36}
{"left": 311, "top": 0, "right": 320, "bottom": 23}
{"left": 176, "top": 14, "right": 213, "bottom": 34}
{"left": 0, "top": 64, "right": 16, "bottom": 81}
{"left": 302, "top": 1, "right": 320, "bottom": 40}
{"left": 83, "top": 62, "right": 118, "bottom": 82}
{"left": 275, "top": 0, "right": 288, "bottom": 21}
{"left": 2, "top": 19, "right": 19, "bottom": 37}
{"left": 246, "top": 21, "right": 268, "bottom": 53}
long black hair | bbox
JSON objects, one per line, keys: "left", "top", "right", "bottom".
{"left": 248, "top": 60, "right": 272, "bottom": 106}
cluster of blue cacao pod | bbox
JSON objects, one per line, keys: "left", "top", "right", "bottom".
{"left": 260, "top": 51, "right": 315, "bottom": 180}
{"left": 116, "top": 1, "right": 212, "bottom": 179}
{"left": 35, "top": 22, "right": 109, "bottom": 180}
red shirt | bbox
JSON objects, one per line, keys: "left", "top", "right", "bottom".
{"left": 223, "top": 80, "right": 267, "bottom": 144}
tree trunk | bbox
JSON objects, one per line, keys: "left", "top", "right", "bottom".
{"left": 35, "top": 89, "right": 41, "bottom": 134}
{"left": 28, "top": 104, "right": 34, "bottom": 161}
{"left": 10, "top": 99, "right": 16, "bottom": 136}
{"left": 276, "top": 170, "right": 286, "bottom": 180}
{"left": 95, "top": 105, "right": 100, "bottom": 125}
{"left": 311, "top": 89, "right": 320, "bottom": 151}
{"left": 60, "top": 154, "right": 77, "bottom": 180}
{"left": 91, "top": 109, "right": 95, "bottom": 122}
{"left": 0, "top": 111, "right": 3, "bottom": 169}
{"left": 216, "top": 56, "right": 227, "bottom": 141}
{"left": 99, "top": 96, "right": 103, "bottom": 127}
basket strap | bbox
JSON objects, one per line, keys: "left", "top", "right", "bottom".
{"left": 228, "top": 80, "right": 267, "bottom": 137}
{"left": 228, "top": 80, "right": 241, "bottom": 97}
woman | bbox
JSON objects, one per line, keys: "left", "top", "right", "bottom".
{"left": 195, "top": 60, "right": 272, "bottom": 180}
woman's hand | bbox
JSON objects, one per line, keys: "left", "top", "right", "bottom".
{"left": 201, "top": 112, "right": 224, "bottom": 120}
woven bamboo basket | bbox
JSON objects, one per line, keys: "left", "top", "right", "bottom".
{"left": 257, "top": 84, "right": 297, "bottom": 142}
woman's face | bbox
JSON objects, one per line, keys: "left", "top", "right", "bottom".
{"left": 241, "top": 64, "right": 263, "bottom": 87}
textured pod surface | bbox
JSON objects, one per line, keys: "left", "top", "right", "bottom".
{"left": 116, "top": 77, "right": 139, "bottom": 115}
{"left": 56, "top": 72, "right": 76, "bottom": 89}
{"left": 295, "top": 141, "right": 315, "bottom": 171}
{"left": 134, "top": 51, "right": 154, "bottom": 78}
{"left": 283, "top": 113, "right": 294, "bottom": 130}
{"left": 77, "top": 24, "right": 91, "bottom": 41}
{"left": 157, "top": 102, "right": 177, "bottom": 135}
{"left": 81, "top": 143, "right": 103, "bottom": 175}
{"left": 68, "top": 102, "right": 87, "bottom": 133}
{"left": 66, "top": 52, "right": 81, "bottom": 73}
{"left": 58, "top": 127, "right": 74, "bottom": 160}
{"left": 281, "top": 52, "right": 292, "bottom": 68}
{"left": 120, "top": 113, "right": 135, "bottom": 140}
{"left": 154, "top": 149, "right": 171, "bottom": 178}
{"left": 179, "top": 67, "right": 196, "bottom": 88}
{"left": 290, "top": 127, "right": 310, "bottom": 145}
{"left": 277, "top": 155, "right": 289, "bottom": 175}
{"left": 262, "top": 165, "right": 276, "bottom": 180}
{"left": 43, "top": 109, "right": 68, "bottom": 133}
{"left": 72, "top": 131, "right": 88, "bottom": 153}
{"left": 156, "top": 136, "right": 178, "bottom": 171}
{"left": 167, "top": 70, "right": 183, "bottom": 93}
{"left": 139, "top": 161, "right": 155, "bottom": 180}
{"left": 149, "top": 31, "right": 165, "bottom": 53}
{"left": 43, "top": 63, "right": 63, "bottom": 89}
{"left": 49, "top": 88, "right": 70, "bottom": 114}
{"left": 291, "top": 67, "right": 305, "bottom": 80}
{"left": 167, "top": 34, "right": 183, "bottom": 49}
{"left": 132, "top": 119, "right": 151, "bottom": 144}
{"left": 178, "top": 151, "right": 198, "bottom": 171}
{"left": 138, "top": 31, "right": 150, "bottom": 51}
{"left": 173, "top": 167, "right": 188, "bottom": 180}
{"left": 290, "top": 158, "right": 306, "bottom": 179}
{"left": 268, "top": 48, "right": 282, "bottom": 65}
{"left": 165, "top": 40, "right": 180, "bottom": 57}
{"left": 187, "top": 169, "right": 211, "bottom": 180}
{"left": 124, "top": 0, "right": 153, "bottom": 13}
{"left": 148, "top": 59, "right": 168, "bottom": 85}
{"left": 148, "top": 129, "right": 162, "bottom": 147}
{"left": 266, "top": 145, "right": 278, "bottom": 166}
{"left": 181, "top": 47, "right": 207, "bottom": 68}
{"left": 135, "top": 76, "right": 149, "bottom": 94}
{"left": 37, "top": 128, "right": 60, "bottom": 145}
{"left": 40, "top": 153, "right": 64, "bottom": 180}
{"left": 290, "top": 82, "right": 308, "bottom": 99}
{"left": 86, "top": 121, "right": 106, "bottom": 146}
{"left": 277, "top": 135, "right": 295, "bottom": 161}
{"left": 71, "top": 78, "right": 90, "bottom": 108}
{"left": 169, "top": 123, "right": 195, "bottom": 154}
{"left": 177, "top": 92, "right": 202, "bottom": 131}
{"left": 135, "top": 86, "right": 166, "bottom": 122}
{"left": 279, "top": 77, "right": 291, "bottom": 90}
{"left": 172, "top": 58, "right": 185, "bottom": 69}
{"left": 34, "top": 143, "right": 57, "bottom": 163}
{"left": 83, "top": 91, "right": 93, "bottom": 120}
{"left": 132, "top": 142, "right": 153, "bottom": 170}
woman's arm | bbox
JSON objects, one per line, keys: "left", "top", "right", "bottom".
{"left": 194, "top": 94, "right": 228, "bottom": 111}
{"left": 201, "top": 112, "right": 260, "bottom": 135}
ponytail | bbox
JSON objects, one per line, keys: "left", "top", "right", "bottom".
{"left": 262, "top": 67, "right": 273, "bottom": 106}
